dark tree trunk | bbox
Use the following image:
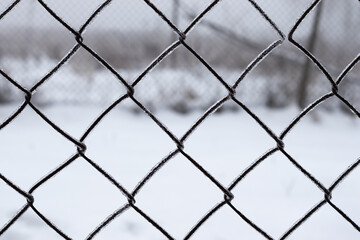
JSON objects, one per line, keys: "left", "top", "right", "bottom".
{"left": 171, "top": 0, "right": 180, "bottom": 68}
{"left": 297, "top": 1, "right": 324, "bottom": 109}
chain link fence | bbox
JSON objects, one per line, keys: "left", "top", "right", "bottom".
{"left": 0, "top": 0, "right": 360, "bottom": 239}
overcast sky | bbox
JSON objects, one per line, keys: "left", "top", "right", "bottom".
{"left": 0, "top": 0, "right": 315, "bottom": 32}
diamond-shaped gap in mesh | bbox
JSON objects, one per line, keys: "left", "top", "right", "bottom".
{"left": 0, "top": 106, "right": 75, "bottom": 190}
{"left": 134, "top": 153, "right": 224, "bottom": 239}
{"left": 233, "top": 40, "right": 336, "bottom": 113}
{"left": 0, "top": 1, "right": 76, "bottom": 89}
{"left": 229, "top": 49, "right": 309, "bottom": 135}
{"left": 0, "top": 179, "right": 27, "bottom": 229}
{"left": 0, "top": 0, "right": 17, "bottom": 12}
{"left": 294, "top": 60, "right": 337, "bottom": 110}
{"left": 1, "top": 210, "right": 64, "bottom": 240}
{"left": 337, "top": 62, "right": 360, "bottom": 114}
{"left": 132, "top": 44, "right": 230, "bottom": 136}
{"left": 32, "top": 157, "right": 128, "bottom": 239}
{"left": 0, "top": 73, "right": 25, "bottom": 124}
{"left": 233, "top": 42, "right": 302, "bottom": 109}
{"left": 286, "top": 204, "right": 360, "bottom": 240}
{"left": 331, "top": 162, "right": 360, "bottom": 228}
{"left": 292, "top": 0, "right": 360, "bottom": 73}
{"left": 84, "top": 97, "right": 176, "bottom": 191}
{"left": 33, "top": 48, "right": 128, "bottom": 136}
{"left": 149, "top": 0, "right": 215, "bottom": 31}
{"left": 230, "top": 151, "right": 322, "bottom": 239}
{"left": 39, "top": 0, "right": 107, "bottom": 31}
{"left": 283, "top": 103, "right": 360, "bottom": 187}
{"left": 185, "top": 203, "right": 269, "bottom": 240}
{"left": 82, "top": 0, "right": 177, "bottom": 81}
{"left": 89, "top": 207, "right": 172, "bottom": 240}
{"left": 184, "top": 0, "right": 281, "bottom": 86}
{"left": 34, "top": 47, "right": 128, "bottom": 105}
{"left": 253, "top": 0, "right": 314, "bottom": 34}
{"left": 183, "top": 100, "right": 276, "bottom": 185}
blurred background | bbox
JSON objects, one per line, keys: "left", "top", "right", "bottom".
{"left": 0, "top": 0, "right": 359, "bottom": 113}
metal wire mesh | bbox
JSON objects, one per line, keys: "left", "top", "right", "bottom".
{"left": 0, "top": 0, "right": 359, "bottom": 239}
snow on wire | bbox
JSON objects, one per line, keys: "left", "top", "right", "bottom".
{"left": 0, "top": 0, "right": 360, "bottom": 239}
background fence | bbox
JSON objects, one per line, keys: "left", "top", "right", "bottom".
{"left": 0, "top": 0, "right": 360, "bottom": 112}
{"left": 0, "top": 0, "right": 360, "bottom": 239}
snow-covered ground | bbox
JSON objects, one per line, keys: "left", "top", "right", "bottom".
{"left": 0, "top": 104, "right": 359, "bottom": 239}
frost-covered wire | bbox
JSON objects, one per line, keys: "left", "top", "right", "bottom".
{"left": 0, "top": 0, "right": 359, "bottom": 239}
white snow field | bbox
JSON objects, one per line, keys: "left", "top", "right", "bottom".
{"left": 0, "top": 103, "right": 359, "bottom": 240}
